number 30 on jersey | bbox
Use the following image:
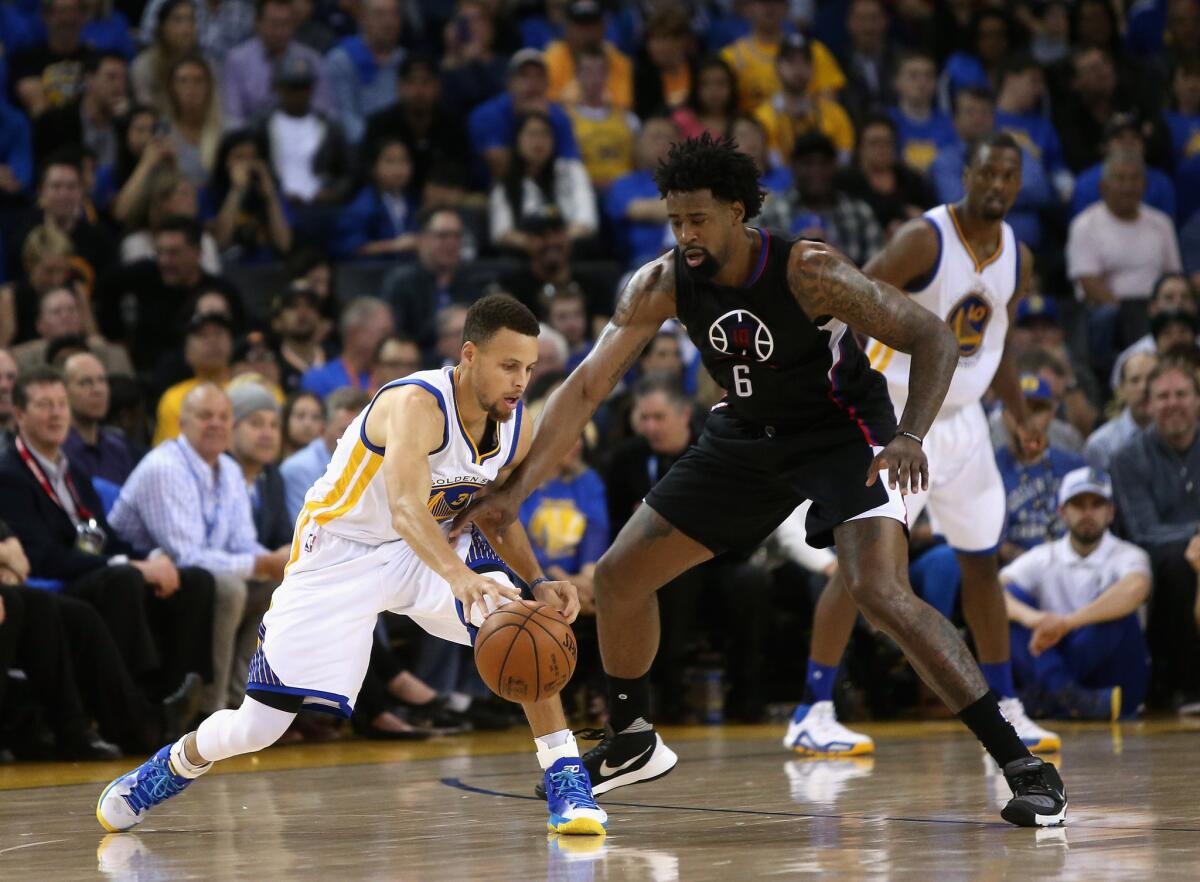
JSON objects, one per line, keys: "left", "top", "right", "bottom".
{"left": 732, "top": 364, "right": 753, "bottom": 397}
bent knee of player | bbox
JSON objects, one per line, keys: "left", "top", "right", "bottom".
{"left": 842, "top": 572, "right": 912, "bottom": 626}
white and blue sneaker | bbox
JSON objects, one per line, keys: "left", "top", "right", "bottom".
{"left": 544, "top": 757, "right": 608, "bottom": 835}
{"left": 96, "top": 744, "right": 201, "bottom": 832}
{"left": 783, "top": 701, "right": 875, "bottom": 756}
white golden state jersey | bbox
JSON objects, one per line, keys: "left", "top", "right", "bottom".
{"left": 291, "top": 367, "right": 525, "bottom": 547}
{"left": 864, "top": 204, "right": 1019, "bottom": 414}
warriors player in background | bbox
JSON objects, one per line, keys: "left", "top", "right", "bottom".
{"left": 458, "top": 134, "right": 1067, "bottom": 827}
{"left": 784, "top": 132, "right": 1064, "bottom": 759}
{"left": 97, "top": 295, "right": 608, "bottom": 837}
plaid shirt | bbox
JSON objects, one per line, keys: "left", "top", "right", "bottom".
{"left": 759, "top": 189, "right": 884, "bottom": 268}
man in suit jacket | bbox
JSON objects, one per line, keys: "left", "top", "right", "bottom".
{"left": 0, "top": 366, "right": 215, "bottom": 700}
{"left": 379, "top": 207, "right": 486, "bottom": 359}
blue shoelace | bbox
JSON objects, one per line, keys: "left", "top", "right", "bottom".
{"left": 122, "top": 759, "right": 188, "bottom": 813}
{"left": 548, "top": 766, "right": 598, "bottom": 808}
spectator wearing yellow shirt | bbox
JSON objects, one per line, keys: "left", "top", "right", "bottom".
{"left": 153, "top": 311, "right": 234, "bottom": 446}
{"left": 719, "top": 0, "right": 844, "bottom": 113}
{"left": 753, "top": 34, "right": 855, "bottom": 168}
{"left": 544, "top": 0, "right": 632, "bottom": 110}
{"left": 566, "top": 47, "right": 640, "bottom": 192}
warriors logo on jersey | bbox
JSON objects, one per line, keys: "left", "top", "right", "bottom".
{"left": 708, "top": 308, "right": 775, "bottom": 362}
{"left": 947, "top": 291, "right": 993, "bottom": 357}
{"left": 427, "top": 479, "right": 487, "bottom": 522}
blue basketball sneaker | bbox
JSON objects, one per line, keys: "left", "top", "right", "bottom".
{"left": 544, "top": 757, "right": 607, "bottom": 835}
{"left": 97, "top": 744, "right": 202, "bottom": 832}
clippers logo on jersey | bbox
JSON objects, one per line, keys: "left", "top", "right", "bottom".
{"left": 427, "top": 479, "right": 487, "bottom": 522}
{"left": 708, "top": 309, "right": 775, "bottom": 362}
{"left": 946, "top": 292, "right": 993, "bottom": 357}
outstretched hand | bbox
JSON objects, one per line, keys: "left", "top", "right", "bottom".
{"left": 448, "top": 486, "right": 521, "bottom": 543}
{"left": 866, "top": 434, "right": 927, "bottom": 495}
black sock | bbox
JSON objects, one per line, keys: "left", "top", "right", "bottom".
{"left": 957, "top": 690, "right": 1031, "bottom": 768}
{"left": 607, "top": 674, "right": 652, "bottom": 734}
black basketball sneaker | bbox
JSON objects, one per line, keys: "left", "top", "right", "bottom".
{"left": 535, "top": 729, "right": 679, "bottom": 799}
{"left": 1001, "top": 757, "right": 1067, "bottom": 827}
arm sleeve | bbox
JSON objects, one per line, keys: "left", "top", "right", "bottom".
{"left": 999, "top": 545, "right": 1045, "bottom": 600}
{"left": 1065, "top": 215, "right": 1102, "bottom": 280}
{"left": 221, "top": 55, "right": 247, "bottom": 129}
{"left": 134, "top": 459, "right": 258, "bottom": 577}
{"left": 1162, "top": 216, "right": 1183, "bottom": 272}
{"left": 280, "top": 458, "right": 310, "bottom": 523}
{"left": 321, "top": 53, "right": 359, "bottom": 140}
{"left": 489, "top": 184, "right": 514, "bottom": 245}
{"left": 559, "top": 160, "right": 598, "bottom": 235}
{"left": 468, "top": 102, "right": 507, "bottom": 154}
{"left": 332, "top": 189, "right": 372, "bottom": 258}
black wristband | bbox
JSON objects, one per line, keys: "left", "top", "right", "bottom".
{"left": 530, "top": 576, "right": 549, "bottom": 590}
{"left": 897, "top": 431, "right": 923, "bottom": 446}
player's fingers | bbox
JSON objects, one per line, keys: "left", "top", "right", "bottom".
{"left": 557, "top": 587, "right": 580, "bottom": 623}
{"left": 448, "top": 507, "right": 477, "bottom": 540}
{"left": 865, "top": 455, "right": 884, "bottom": 487}
{"left": 892, "top": 458, "right": 906, "bottom": 492}
{"left": 919, "top": 459, "right": 930, "bottom": 492}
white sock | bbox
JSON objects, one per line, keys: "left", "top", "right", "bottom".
{"left": 444, "top": 691, "right": 471, "bottom": 713}
{"left": 535, "top": 729, "right": 578, "bottom": 770}
{"left": 169, "top": 735, "right": 211, "bottom": 779}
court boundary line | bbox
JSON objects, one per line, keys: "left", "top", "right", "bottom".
{"left": 438, "top": 777, "right": 1200, "bottom": 834}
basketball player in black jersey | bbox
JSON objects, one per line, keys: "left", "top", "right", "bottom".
{"left": 455, "top": 134, "right": 1066, "bottom": 827}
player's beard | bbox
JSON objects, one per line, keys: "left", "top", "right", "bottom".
{"left": 682, "top": 246, "right": 720, "bottom": 278}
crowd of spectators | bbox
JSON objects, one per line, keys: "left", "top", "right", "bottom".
{"left": 2, "top": 0, "right": 1200, "bottom": 759}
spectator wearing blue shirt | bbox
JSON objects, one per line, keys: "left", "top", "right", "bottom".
{"left": 279, "top": 387, "right": 369, "bottom": 521}
{"left": 994, "top": 374, "right": 1086, "bottom": 565}
{"left": 931, "top": 87, "right": 1054, "bottom": 251}
{"left": 887, "top": 51, "right": 957, "bottom": 173}
{"left": 937, "top": 8, "right": 1012, "bottom": 113}
{"left": 300, "top": 297, "right": 393, "bottom": 399}
{"left": 1165, "top": 60, "right": 1200, "bottom": 165}
{"left": 519, "top": 426, "right": 608, "bottom": 609}
{"left": 467, "top": 48, "right": 580, "bottom": 184}
{"left": 0, "top": 100, "right": 34, "bottom": 199}
{"left": 324, "top": 0, "right": 404, "bottom": 145}
{"left": 604, "top": 117, "right": 674, "bottom": 270}
{"left": 332, "top": 137, "right": 420, "bottom": 260}
{"left": 1070, "top": 114, "right": 1177, "bottom": 221}
{"left": 993, "top": 55, "right": 1071, "bottom": 198}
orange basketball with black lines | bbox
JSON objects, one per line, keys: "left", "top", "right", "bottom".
{"left": 473, "top": 600, "right": 577, "bottom": 703}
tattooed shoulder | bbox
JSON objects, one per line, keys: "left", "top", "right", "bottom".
{"left": 612, "top": 253, "right": 676, "bottom": 327}
{"left": 786, "top": 241, "right": 883, "bottom": 321}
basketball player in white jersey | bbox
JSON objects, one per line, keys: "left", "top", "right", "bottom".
{"left": 97, "top": 295, "right": 608, "bottom": 836}
{"left": 784, "top": 132, "right": 1061, "bottom": 757}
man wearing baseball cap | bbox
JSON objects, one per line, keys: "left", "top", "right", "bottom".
{"left": 467, "top": 46, "right": 581, "bottom": 181}
{"left": 153, "top": 312, "right": 236, "bottom": 446}
{"left": 544, "top": 1, "right": 633, "bottom": 109}
{"left": 1000, "top": 466, "right": 1152, "bottom": 720}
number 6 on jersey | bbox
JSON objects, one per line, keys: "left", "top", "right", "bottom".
{"left": 732, "top": 364, "right": 752, "bottom": 397}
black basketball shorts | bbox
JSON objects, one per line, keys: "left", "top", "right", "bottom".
{"left": 643, "top": 406, "right": 907, "bottom": 554}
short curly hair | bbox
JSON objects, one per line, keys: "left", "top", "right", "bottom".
{"left": 654, "top": 132, "right": 766, "bottom": 220}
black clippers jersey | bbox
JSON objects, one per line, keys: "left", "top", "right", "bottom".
{"left": 673, "top": 229, "right": 896, "bottom": 447}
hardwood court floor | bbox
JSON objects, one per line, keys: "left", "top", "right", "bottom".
{"left": 2, "top": 718, "right": 1199, "bottom": 880}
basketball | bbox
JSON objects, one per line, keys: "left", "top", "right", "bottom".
{"left": 473, "top": 600, "right": 577, "bottom": 703}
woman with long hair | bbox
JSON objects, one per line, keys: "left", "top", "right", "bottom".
{"left": 280, "top": 390, "right": 325, "bottom": 459}
{"left": 119, "top": 167, "right": 222, "bottom": 272}
{"left": 131, "top": 0, "right": 200, "bottom": 114}
{"left": 671, "top": 55, "right": 738, "bottom": 141}
{"left": 488, "top": 111, "right": 596, "bottom": 253}
{"left": 836, "top": 113, "right": 935, "bottom": 238}
{"left": 200, "top": 129, "right": 293, "bottom": 260}
{"left": 163, "top": 53, "right": 222, "bottom": 185}
{"left": 100, "top": 105, "right": 170, "bottom": 218}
